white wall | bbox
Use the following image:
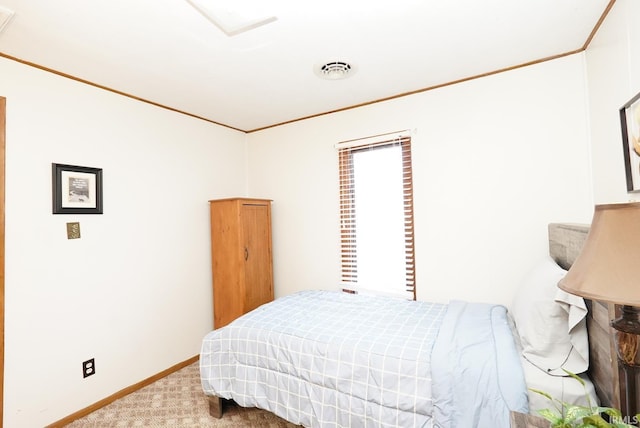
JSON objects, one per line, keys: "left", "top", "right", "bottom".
{"left": 247, "top": 54, "right": 594, "bottom": 306}
{"left": 585, "top": 0, "right": 640, "bottom": 203}
{"left": 0, "top": 57, "right": 248, "bottom": 427}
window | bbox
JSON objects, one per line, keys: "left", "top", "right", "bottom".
{"left": 337, "top": 132, "right": 415, "bottom": 300}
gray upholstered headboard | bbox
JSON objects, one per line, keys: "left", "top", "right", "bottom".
{"left": 548, "top": 223, "right": 589, "bottom": 271}
{"left": 548, "top": 222, "right": 619, "bottom": 410}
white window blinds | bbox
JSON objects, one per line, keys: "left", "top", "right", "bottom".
{"left": 337, "top": 132, "right": 415, "bottom": 300}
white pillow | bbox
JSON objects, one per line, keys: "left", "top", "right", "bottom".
{"left": 511, "top": 256, "right": 589, "bottom": 376}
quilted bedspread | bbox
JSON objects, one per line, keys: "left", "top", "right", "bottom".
{"left": 200, "top": 290, "right": 527, "bottom": 427}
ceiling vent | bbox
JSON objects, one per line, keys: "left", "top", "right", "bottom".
{"left": 315, "top": 61, "right": 356, "bottom": 80}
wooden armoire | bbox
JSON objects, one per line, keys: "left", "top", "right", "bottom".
{"left": 209, "top": 198, "right": 274, "bottom": 329}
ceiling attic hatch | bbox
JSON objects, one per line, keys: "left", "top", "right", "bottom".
{"left": 0, "top": 5, "right": 15, "bottom": 35}
{"left": 185, "top": 0, "right": 277, "bottom": 36}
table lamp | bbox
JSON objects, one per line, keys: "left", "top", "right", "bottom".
{"left": 559, "top": 202, "right": 640, "bottom": 419}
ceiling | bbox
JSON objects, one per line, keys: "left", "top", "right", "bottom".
{"left": 0, "top": 0, "right": 613, "bottom": 133}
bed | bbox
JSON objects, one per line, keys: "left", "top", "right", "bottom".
{"left": 200, "top": 223, "right": 618, "bottom": 427}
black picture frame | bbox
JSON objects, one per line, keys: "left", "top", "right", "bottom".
{"left": 620, "top": 90, "right": 640, "bottom": 192}
{"left": 52, "top": 163, "right": 103, "bottom": 214}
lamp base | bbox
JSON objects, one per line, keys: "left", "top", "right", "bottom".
{"left": 619, "top": 363, "right": 640, "bottom": 424}
{"left": 612, "top": 305, "right": 640, "bottom": 420}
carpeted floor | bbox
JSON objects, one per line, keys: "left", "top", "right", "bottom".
{"left": 66, "top": 362, "right": 300, "bottom": 427}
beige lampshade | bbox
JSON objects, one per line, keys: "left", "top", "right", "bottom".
{"left": 558, "top": 202, "right": 640, "bottom": 306}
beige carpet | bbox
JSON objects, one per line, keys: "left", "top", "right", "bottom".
{"left": 66, "top": 362, "right": 300, "bottom": 427}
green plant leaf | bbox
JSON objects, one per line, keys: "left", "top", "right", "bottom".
{"left": 552, "top": 422, "right": 574, "bottom": 428}
{"left": 565, "top": 405, "right": 598, "bottom": 422}
{"left": 533, "top": 369, "right": 635, "bottom": 428}
{"left": 563, "top": 369, "right": 586, "bottom": 387}
{"left": 599, "top": 407, "right": 622, "bottom": 418}
{"left": 581, "top": 414, "right": 615, "bottom": 427}
{"left": 530, "top": 388, "right": 554, "bottom": 402}
{"left": 537, "top": 408, "right": 563, "bottom": 423}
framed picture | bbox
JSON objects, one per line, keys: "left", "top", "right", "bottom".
{"left": 620, "top": 90, "right": 640, "bottom": 192}
{"left": 52, "top": 163, "right": 103, "bottom": 214}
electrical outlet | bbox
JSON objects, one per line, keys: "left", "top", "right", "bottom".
{"left": 82, "top": 358, "right": 95, "bottom": 378}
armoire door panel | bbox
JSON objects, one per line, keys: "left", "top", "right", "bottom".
{"left": 242, "top": 203, "right": 273, "bottom": 312}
